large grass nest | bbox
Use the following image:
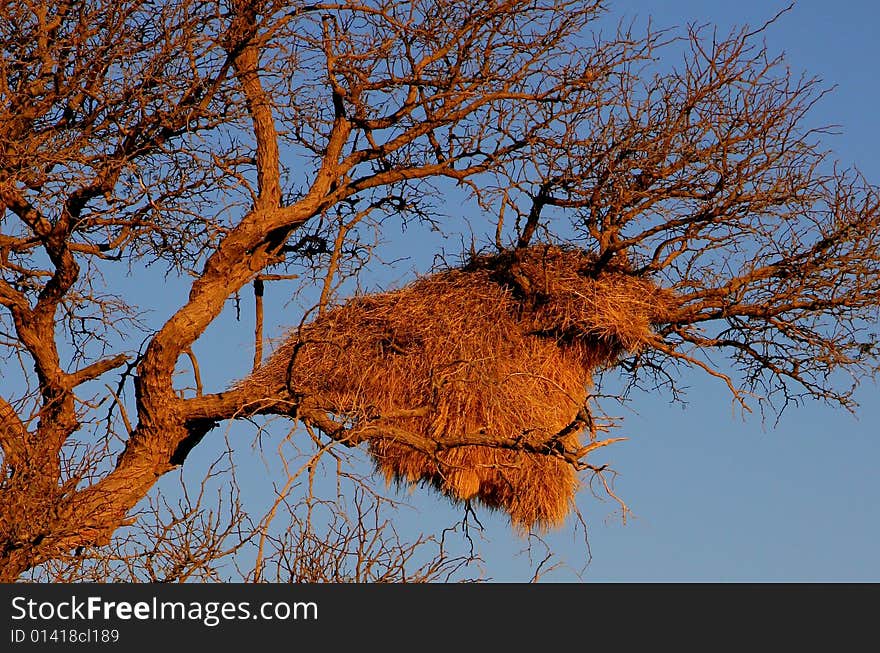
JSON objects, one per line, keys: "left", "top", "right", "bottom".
{"left": 238, "top": 245, "right": 675, "bottom": 530}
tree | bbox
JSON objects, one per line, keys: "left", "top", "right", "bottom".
{"left": 1, "top": 0, "right": 878, "bottom": 582}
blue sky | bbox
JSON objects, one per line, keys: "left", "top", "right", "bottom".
{"left": 158, "top": 0, "right": 880, "bottom": 582}
{"left": 551, "top": 0, "right": 880, "bottom": 582}
{"left": 9, "top": 0, "right": 877, "bottom": 582}
{"left": 179, "top": 0, "right": 880, "bottom": 582}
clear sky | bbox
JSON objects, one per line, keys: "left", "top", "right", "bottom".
{"left": 551, "top": 0, "right": 880, "bottom": 582}
{"left": 161, "top": 0, "right": 880, "bottom": 582}
{"left": 16, "top": 0, "right": 878, "bottom": 582}
{"left": 534, "top": 0, "right": 880, "bottom": 582}
{"left": 186, "top": 0, "right": 879, "bottom": 582}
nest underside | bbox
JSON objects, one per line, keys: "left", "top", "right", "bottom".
{"left": 239, "top": 246, "right": 674, "bottom": 530}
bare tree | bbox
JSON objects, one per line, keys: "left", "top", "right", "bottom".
{"left": 1, "top": 0, "right": 877, "bottom": 581}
